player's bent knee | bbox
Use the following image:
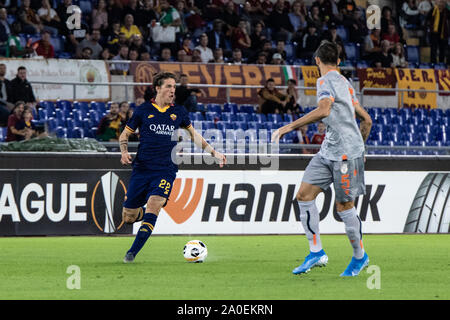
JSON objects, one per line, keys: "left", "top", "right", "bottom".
{"left": 336, "top": 201, "right": 354, "bottom": 212}
{"left": 296, "top": 184, "right": 321, "bottom": 202}
{"left": 122, "top": 207, "right": 141, "bottom": 224}
{"left": 146, "top": 195, "right": 167, "bottom": 215}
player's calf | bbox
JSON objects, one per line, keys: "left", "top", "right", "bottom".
{"left": 122, "top": 207, "right": 144, "bottom": 224}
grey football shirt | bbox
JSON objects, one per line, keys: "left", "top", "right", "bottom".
{"left": 316, "top": 70, "right": 365, "bottom": 161}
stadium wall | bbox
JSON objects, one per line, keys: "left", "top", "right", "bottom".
{"left": 0, "top": 153, "right": 448, "bottom": 236}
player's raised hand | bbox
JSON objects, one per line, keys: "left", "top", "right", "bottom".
{"left": 120, "top": 152, "right": 132, "bottom": 165}
{"left": 213, "top": 150, "right": 227, "bottom": 168}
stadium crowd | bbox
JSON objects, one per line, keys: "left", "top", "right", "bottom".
{"left": 0, "top": 0, "right": 448, "bottom": 69}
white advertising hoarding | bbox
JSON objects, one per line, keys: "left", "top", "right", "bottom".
{"left": 2, "top": 58, "right": 110, "bottom": 101}
{"left": 146, "top": 170, "right": 439, "bottom": 235}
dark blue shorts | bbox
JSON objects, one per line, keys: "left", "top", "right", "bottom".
{"left": 123, "top": 168, "right": 176, "bottom": 209}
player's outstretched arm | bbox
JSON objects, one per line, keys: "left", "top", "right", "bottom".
{"left": 354, "top": 102, "right": 373, "bottom": 142}
{"left": 119, "top": 129, "right": 133, "bottom": 165}
{"left": 184, "top": 125, "right": 227, "bottom": 168}
{"left": 271, "top": 98, "right": 333, "bottom": 142}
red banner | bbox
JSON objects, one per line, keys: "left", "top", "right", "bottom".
{"left": 129, "top": 62, "right": 302, "bottom": 104}
{"left": 357, "top": 68, "right": 397, "bottom": 96}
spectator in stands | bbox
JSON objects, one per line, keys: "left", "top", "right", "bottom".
{"left": 76, "top": 29, "right": 103, "bottom": 59}
{"left": 138, "top": 0, "right": 157, "bottom": 39}
{"left": 159, "top": 47, "right": 174, "bottom": 62}
{"left": 0, "top": 63, "right": 12, "bottom": 127}
{"left": 119, "top": 101, "right": 132, "bottom": 124}
{"left": 231, "top": 48, "right": 244, "bottom": 64}
{"left": 14, "top": 107, "right": 36, "bottom": 141}
{"left": 158, "top": 0, "right": 182, "bottom": 32}
{"left": 207, "top": 19, "right": 227, "bottom": 51}
{"left": 8, "top": 66, "right": 36, "bottom": 109}
{"left": 222, "top": 1, "right": 240, "bottom": 36}
{"left": 177, "top": 49, "right": 191, "bottom": 62}
{"left": 194, "top": 33, "right": 214, "bottom": 63}
{"left": 380, "top": 6, "right": 402, "bottom": 39}
{"left": 258, "top": 78, "right": 287, "bottom": 115}
{"left": 92, "top": 0, "right": 109, "bottom": 35}
{"left": 209, "top": 47, "right": 225, "bottom": 63}
{"left": 261, "top": 39, "right": 274, "bottom": 59}
{"left": 338, "top": 0, "right": 357, "bottom": 17}
{"left": 268, "top": 0, "right": 294, "bottom": 41}
{"left": 56, "top": 0, "right": 72, "bottom": 34}
{"left": 418, "top": 0, "right": 433, "bottom": 25}
{"left": 260, "top": 0, "right": 274, "bottom": 18}
{"left": 274, "top": 40, "right": 287, "bottom": 61}
{"left": 5, "top": 101, "right": 25, "bottom": 142}
{"left": 371, "top": 40, "right": 394, "bottom": 68}
{"left": 254, "top": 51, "right": 267, "bottom": 64}
{"left": 65, "top": 17, "right": 90, "bottom": 56}
{"left": 110, "top": 45, "right": 129, "bottom": 75}
{"left": 289, "top": 0, "right": 307, "bottom": 37}
{"left": 79, "top": 46, "right": 93, "bottom": 59}
{"left": 427, "top": 0, "right": 449, "bottom": 65}
{"left": 347, "top": 8, "right": 367, "bottom": 44}
{"left": 284, "top": 79, "right": 301, "bottom": 114}
{"left": 18, "top": 0, "right": 43, "bottom": 34}
{"left": 106, "top": 0, "right": 122, "bottom": 28}
{"left": 391, "top": 42, "right": 408, "bottom": 68}
{"left": 271, "top": 52, "right": 283, "bottom": 65}
{"left": 100, "top": 47, "right": 112, "bottom": 61}
{"left": 298, "top": 22, "right": 321, "bottom": 59}
{"left": 128, "top": 47, "right": 139, "bottom": 61}
{"left": 231, "top": 19, "right": 252, "bottom": 57}
{"left": 121, "top": 14, "right": 142, "bottom": 41}
{"left": 310, "top": 121, "right": 326, "bottom": 153}
{"left": 130, "top": 34, "right": 149, "bottom": 58}
{"left": 32, "top": 29, "right": 55, "bottom": 59}
{"left": 175, "top": 73, "right": 203, "bottom": 112}
{"left": 363, "top": 28, "right": 382, "bottom": 61}
{"left": 191, "top": 48, "right": 202, "bottom": 62}
{"left": 293, "top": 125, "right": 312, "bottom": 154}
{"left": 179, "top": 34, "right": 193, "bottom": 56}
{"left": 174, "top": 0, "right": 188, "bottom": 34}
{"left": 0, "top": 8, "right": 11, "bottom": 44}
{"left": 312, "top": 0, "right": 335, "bottom": 22}
{"left": 400, "top": 0, "right": 420, "bottom": 28}
{"left": 108, "top": 29, "right": 127, "bottom": 56}
{"left": 123, "top": 0, "right": 140, "bottom": 25}
{"left": 97, "top": 102, "right": 122, "bottom": 142}
{"left": 37, "top": 0, "right": 61, "bottom": 36}
{"left": 382, "top": 23, "right": 401, "bottom": 49}
{"left": 306, "top": 4, "right": 324, "bottom": 32}
{"left": 322, "top": 22, "right": 345, "bottom": 54}
{"left": 6, "top": 21, "right": 34, "bottom": 58}
{"left": 250, "top": 20, "right": 267, "bottom": 54}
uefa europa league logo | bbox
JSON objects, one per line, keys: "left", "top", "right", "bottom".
{"left": 101, "top": 172, "right": 119, "bottom": 233}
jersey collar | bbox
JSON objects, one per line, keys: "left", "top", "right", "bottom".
{"left": 151, "top": 99, "right": 173, "bottom": 113}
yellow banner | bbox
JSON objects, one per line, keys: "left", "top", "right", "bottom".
{"left": 394, "top": 68, "right": 437, "bottom": 109}
{"left": 300, "top": 66, "right": 320, "bottom": 95}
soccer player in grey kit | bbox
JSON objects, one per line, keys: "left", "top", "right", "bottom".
{"left": 272, "top": 41, "right": 373, "bottom": 276}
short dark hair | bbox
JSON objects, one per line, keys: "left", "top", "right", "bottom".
{"left": 153, "top": 71, "right": 176, "bottom": 88}
{"left": 314, "top": 40, "right": 339, "bottom": 65}
{"left": 18, "top": 66, "right": 26, "bottom": 72}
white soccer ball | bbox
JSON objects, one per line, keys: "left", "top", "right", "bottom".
{"left": 183, "top": 240, "right": 208, "bottom": 263}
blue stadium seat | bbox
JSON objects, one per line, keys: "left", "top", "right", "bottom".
{"left": 206, "top": 103, "right": 222, "bottom": 114}
{"left": 50, "top": 35, "right": 65, "bottom": 53}
{"left": 202, "top": 121, "right": 216, "bottom": 130}
{"left": 190, "top": 112, "right": 204, "bottom": 121}
{"left": 336, "top": 25, "right": 348, "bottom": 42}
{"left": 406, "top": 46, "right": 420, "bottom": 64}
{"left": 237, "top": 113, "right": 252, "bottom": 122}
{"left": 343, "top": 43, "right": 360, "bottom": 60}
{"left": 91, "top": 101, "right": 106, "bottom": 114}
{"left": 254, "top": 113, "right": 267, "bottom": 123}
{"left": 204, "top": 112, "right": 220, "bottom": 122}
{"left": 223, "top": 103, "right": 239, "bottom": 114}
{"left": 55, "top": 127, "right": 67, "bottom": 138}
{"left": 239, "top": 105, "right": 255, "bottom": 114}
{"left": 267, "top": 113, "right": 283, "bottom": 123}
{"left": 216, "top": 122, "right": 233, "bottom": 131}
{"left": 69, "top": 127, "right": 84, "bottom": 138}
{"left": 285, "top": 43, "right": 295, "bottom": 60}
{"left": 73, "top": 101, "right": 90, "bottom": 116}
{"left": 56, "top": 99, "right": 72, "bottom": 110}
{"left": 234, "top": 121, "right": 248, "bottom": 130}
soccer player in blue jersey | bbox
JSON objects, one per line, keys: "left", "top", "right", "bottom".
{"left": 119, "top": 71, "right": 226, "bottom": 263}
{"left": 272, "top": 41, "right": 373, "bottom": 276}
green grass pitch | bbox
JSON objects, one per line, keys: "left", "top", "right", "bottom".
{"left": 0, "top": 234, "right": 448, "bottom": 300}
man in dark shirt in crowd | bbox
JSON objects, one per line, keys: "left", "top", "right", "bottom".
{"left": 174, "top": 73, "right": 203, "bottom": 112}
{"left": 8, "top": 66, "right": 36, "bottom": 110}
{"left": 371, "top": 40, "right": 393, "bottom": 68}
{"left": 0, "top": 63, "right": 13, "bottom": 127}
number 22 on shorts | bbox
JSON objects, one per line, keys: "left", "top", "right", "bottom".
{"left": 158, "top": 179, "right": 171, "bottom": 195}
